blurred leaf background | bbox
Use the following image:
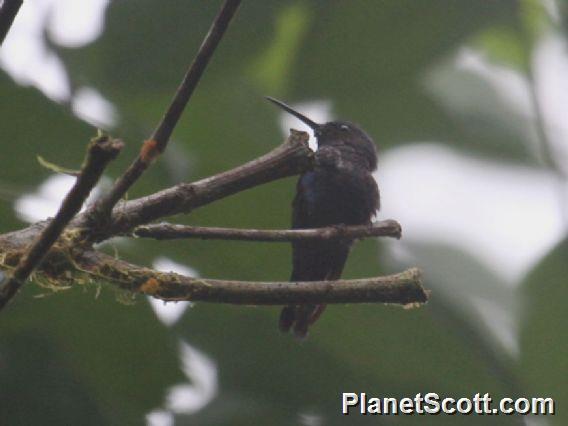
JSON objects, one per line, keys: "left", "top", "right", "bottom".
{"left": 0, "top": 1, "right": 566, "bottom": 425}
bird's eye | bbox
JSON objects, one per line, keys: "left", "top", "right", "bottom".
{"left": 340, "top": 124, "right": 349, "bottom": 131}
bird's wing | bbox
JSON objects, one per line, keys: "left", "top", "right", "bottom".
{"left": 284, "top": 171, "right": 352, "bottom": 337}
{"left": 290, "top": 172, "right": 351, "bottom": 282}
{"left": 291, "top": 172, "right": 315, "bottom": 229}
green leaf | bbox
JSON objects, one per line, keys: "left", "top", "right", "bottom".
{"left": 520, "top": 237, "right": 568, "bottom": 425}
{"left": 248, "top": 3, "right": 311, "bottom": 96}
{"left": 519, "top": 0, "right": 550, "bottom": 43}
{"left": 474, "top": 26, "right": 529, "bottom": 72}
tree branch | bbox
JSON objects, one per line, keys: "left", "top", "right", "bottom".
{"left": 81, "top": 130, "right": 313, "bottom": 241}
{"left": 88, "top": 0, "right": 242, "bottom": 225}
{"left": 0, "top": 0, "right": 22, "bottom": 45}
{"left": 75, "top": 249, "right": 427, "bottom": 305}
{"left": 133, "top": 219, "right": 402, "bottom": 242}
{"left": 0, "top": 1, "right": 429, "bottom": 317}
{"left": 0, "top": 132, "right": 425, "bottom": 310}
{"left": 0, "top": 136, "right": 123, "bottom": 310}
{"left": 151, "top": 0, "right": 242, "bottom": 149}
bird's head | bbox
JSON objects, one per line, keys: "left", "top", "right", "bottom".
{"left": 266, "top": 96, "right": 377, "bottom": 171}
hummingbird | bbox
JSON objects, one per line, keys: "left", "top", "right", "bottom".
{"left": 266, "top": 97, "right": 380, "bottom": 338}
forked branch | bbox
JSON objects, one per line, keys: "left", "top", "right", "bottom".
{"left": 0, "top": 136, "right": 123, "bottom": 310}
{"left": 0, "top": 0, "right": 429, "bottom": 314}
{"left": 80, "top": 130, "right": 313, "bottom": 241}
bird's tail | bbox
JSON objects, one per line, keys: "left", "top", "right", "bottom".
{"left": 281, "top": 241, "right": 351, "bottom": 338}
{"left": 279, "top": 304, "right": 327, "bottom": 339}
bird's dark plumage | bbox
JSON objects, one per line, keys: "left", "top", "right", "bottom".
{"left": 267, "top": 98, "right": 380, "bottom": 338}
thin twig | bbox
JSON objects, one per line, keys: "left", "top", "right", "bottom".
{"left": 527, "top": 74, "right": 561, "bottom": 174}
{"left": 0, "top": 0, "right": 22, "bottom": 45}
{"left": 75, "top": 249, "right": 427, "bottom": 305}
{"left": 133, "top": 219, "right": 402, "bottom": 242}
{"left": 526, "top": 70, "right": 568, "bottom": 224}
{"left": 81, "top": 130, "right": 313, "bottom": 241}
{"left": 151, "top": 0, "right": 242, "bottom": 148}
{"left": 89, "top": 0, "right": 242, "bottom": 225}
{"left": 0, "top": 136, "right": 123, "bottom": 310}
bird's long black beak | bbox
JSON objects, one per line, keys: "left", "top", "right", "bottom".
{"left": 265, "top": 96, "right": 320, "bottom": 131}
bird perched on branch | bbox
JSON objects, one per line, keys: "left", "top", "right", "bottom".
{"left": 267, "top": 97, "right": 380, "bottom": 338}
